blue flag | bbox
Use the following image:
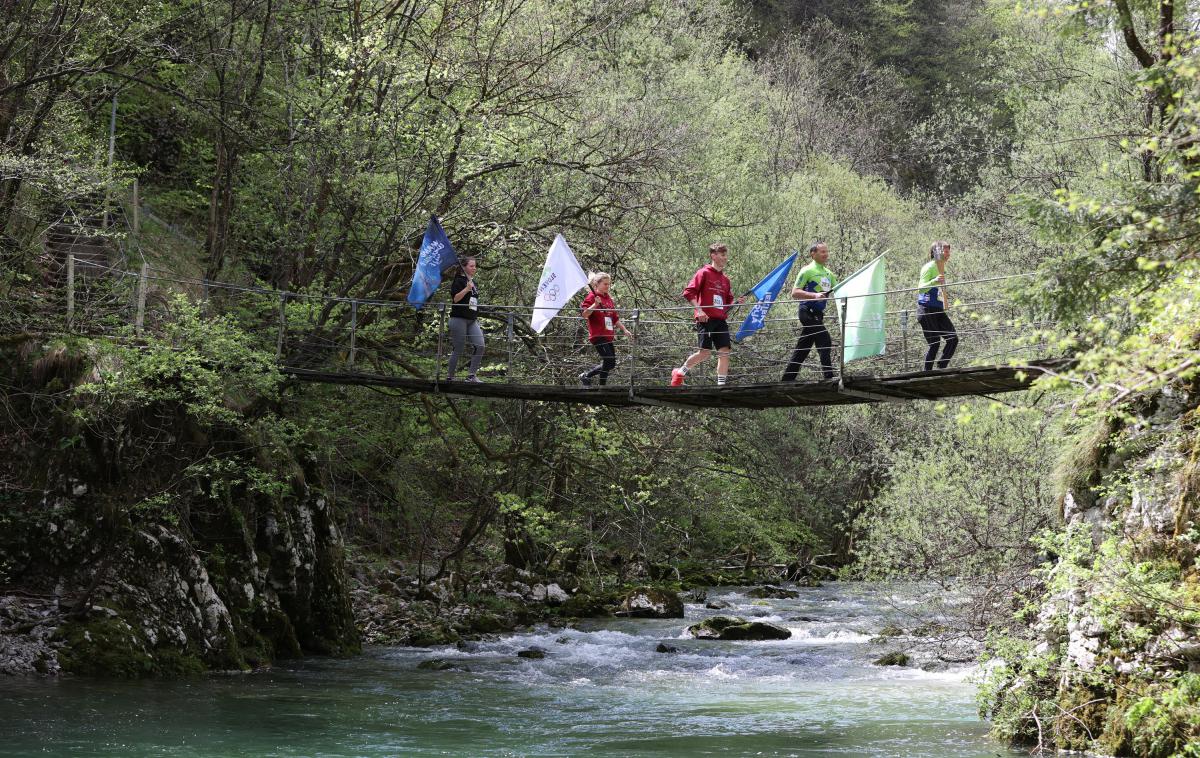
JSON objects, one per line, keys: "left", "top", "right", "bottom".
{"left": 406, "top": 216, "right": 458, "bottom": 308}
{"left": 735, "top": 251, "right": 798, "bottom": 341}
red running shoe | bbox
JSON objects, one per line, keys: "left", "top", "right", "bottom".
{"left": 670, "top": 368, "right": 686, "bottom": 387}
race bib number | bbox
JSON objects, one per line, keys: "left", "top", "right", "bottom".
{"left": 468, "top": 296, "right": 478, "bottom": 311}
{"left": 604, "top": 316, "right": 613, "bottom": 331}
{"left": 713, "top": 294, "right": 725, "bottom": 307}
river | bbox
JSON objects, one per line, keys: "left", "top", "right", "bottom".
{"left": 0, "top": 582, "right": 1022, "bottom": 756}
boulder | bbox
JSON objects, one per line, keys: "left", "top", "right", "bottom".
{"left": 687, "top": 616, "right": 791, "bottom": 641}
{"left": 615, "top": 587, "right": 684, "bottom": 619}
{"left": 874, "top": 651, "right": 910, "bottom": 666}
{"left": 656, "top": 643, "right": 680, "bottom": 654}
{"left": 517, "top": 647, "right": 546, "bottom": 659}
{"left": 544, "top": 583, "right": 570, "bottom": 605}
{"left": 558, "top": 590, "right": 614, "bottom": 618}
{"left": 417, "top": 658, "right": 470, "bottom": 672}
{"left": 705, "top": 600, "right": 731, "bottom": 610}
{"left": 746, "top": 585, "right": 800, "bottom": 600}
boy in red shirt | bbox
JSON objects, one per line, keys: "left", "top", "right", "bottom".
{"left": 579, "top": 271, "right": 633, "bottom": 386}
{"left": 671, "top": 242, "right": 744, "bottom": 387}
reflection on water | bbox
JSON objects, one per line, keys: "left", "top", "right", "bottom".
{"left": 0, "top": 582, "right": 1023, "bottom": 757}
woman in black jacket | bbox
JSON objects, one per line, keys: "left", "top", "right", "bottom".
{"left": 447, "top": 257, "right": 484, "bottom": 382}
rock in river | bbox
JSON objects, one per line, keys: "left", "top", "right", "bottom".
{"left": 615, "top": 587, "right": 684, "bottom": 619}
{"left": 746, "top": 585, "right": 800, "bottom": 600}
{"left": 687, "top": 616, "right": 791, "bottom": 641}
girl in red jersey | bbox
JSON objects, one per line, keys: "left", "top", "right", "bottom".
{"left": 579, "top": 272, "right": 633, "bottom": 386}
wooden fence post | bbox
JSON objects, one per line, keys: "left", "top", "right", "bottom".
{"left": 629, "top": 309, "right": 640, "bottom": 391}
{"left": 135, "top": 262, "right": 148, "bottom": 335}
{"left": 348, "top": 300, "right": 358, "bottom": 368}
{"left": 838, "top": 297, "right": 847, "bottom": 381}
{"left": 276, "top": 293, "right": 287, "bottom": 360}
{"left": 66, "top": 254, "right": 75, "bottom": 323}
{"left": 131, "top": 178, "right": 140, "bottom": 238}
{"left": 505, "top": 312, "right": 514, "bottom": 380}
{"left": 434, "top": 303, "right": 446, "bottom": 384}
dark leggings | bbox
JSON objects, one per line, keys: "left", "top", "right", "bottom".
{"left": 583, "top": 339, "right": 617, "bottom": 384}
{"left": 782, "top": 315, "right": 834, "bottom": 381}
{"left": 917, "top": 309, "right": 958, "bottom": 370}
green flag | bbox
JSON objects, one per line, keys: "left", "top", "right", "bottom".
{"left": 837, "top": 255, "right": 887, "bottom": 363}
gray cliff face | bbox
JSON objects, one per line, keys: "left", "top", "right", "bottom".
{"left": 0, "top": 338, "right": 359, "bottom": 677}
{"left": 2, "top": 476, "right": 359, "bottom": 677}
{"left": 1058, "top": 389, "right": 1196, "bottom": 677}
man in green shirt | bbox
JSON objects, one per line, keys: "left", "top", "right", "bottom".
{"left": 782, "top": 242, "right": 838, "bottom": 381}
{"left": 916, "top": 240, "right": 958, "bottom": 370}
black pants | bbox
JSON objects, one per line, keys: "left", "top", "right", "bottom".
{"left": 782, "top": 313, "right": 833, "bottom": 381}
{"left": 583, "top": 339, "right": 616, "bottom": 385}
{"left": 917, "top": 308, "right": 958, "bottom": 371}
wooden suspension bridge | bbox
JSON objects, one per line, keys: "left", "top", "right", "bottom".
{"left": 53, "top": 248, "right": 1062, "bottom": 409}
{"left": 283, "top": 363, "right": 1062, "bottom": 409}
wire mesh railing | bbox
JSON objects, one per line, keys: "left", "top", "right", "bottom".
{"left": 48, "top": 258, "right": 1052, "bottom": 390}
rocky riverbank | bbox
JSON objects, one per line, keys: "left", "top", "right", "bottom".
{"left": 980, "top": 385, "right": 1200, "bottom": 755}
{"left": 0, "top": 335, "right": 359, "bottom": 677}
{"left": 346, "top": 555, "right": 696, "bottom": 647}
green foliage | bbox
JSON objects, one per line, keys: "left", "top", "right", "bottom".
{"left": 1125, "top": 674, "right": 1200, "bottom": 758}
{"left": 977, "top": 629, "right": 1061, "bottom": 745}
{"left": 853, "top": 401, "right": 1057, "bottom": 585}
{"left": 78, "top": 296, "right": 281, "bottom": 428}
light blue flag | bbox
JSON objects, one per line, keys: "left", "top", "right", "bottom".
{"left": 406, "top": 216, "right": 458, "bottom": 308}
{"left": 735, "top": 251, "right": 798, "bottom": 341}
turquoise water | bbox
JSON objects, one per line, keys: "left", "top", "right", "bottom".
{"left": 0, "top": 583, "right": 1021, "bottom": 756}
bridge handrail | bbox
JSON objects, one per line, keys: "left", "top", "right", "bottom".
{"left": 58, "top": 255, "right": 1054, "bottom": 394}
{"left": 90, "top": 257, "right": 1035, "bottom": 315}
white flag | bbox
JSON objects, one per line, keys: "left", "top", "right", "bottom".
{"left": 531, "top": 234, "right": 589, "bottom": 333}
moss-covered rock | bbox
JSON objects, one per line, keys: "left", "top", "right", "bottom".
{"left": 558, "top": 588, "right": 618, "bottom": 618}
{"left": 416, "top": 658, "right": 470, "bottom": 671}
{"left": 746, "top": 585, "right": 800, "bottom": 599}
{"left": 687, "top": 616, "right": 791, "bottom": 641}
{"left": 54, "top": 615, "right": 205, "bottom": 678}
{"left": 873, "top": 651, "right": 910, "bottom": 667}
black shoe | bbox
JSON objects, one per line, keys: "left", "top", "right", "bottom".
{"left": 579, "top": 372, "right": 592, "bottom": 387}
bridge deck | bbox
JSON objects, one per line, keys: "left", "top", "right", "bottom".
{"left": 283, "top": 360, "right": 1063, "bottom": 409}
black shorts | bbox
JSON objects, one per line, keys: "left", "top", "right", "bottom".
{"left": 695, "top": 319, "right": 731, "bottom": 351}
